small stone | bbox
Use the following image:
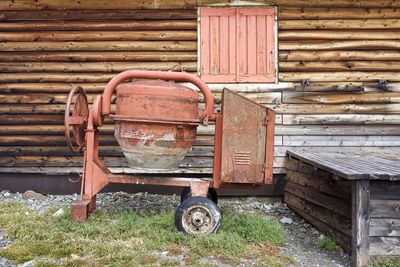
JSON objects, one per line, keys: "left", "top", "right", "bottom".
{"left": 53, "top": 208, "right": 64, "bottom": 217}
{"left": 18, "top": 260, "right": 36, "bottom": 267}
{"left": 280, "top": 217, "right": 293, "bottom": 224}
{"left": 22, "top": 190, "right": 46, "bottom": 200}
{"left": 3, "top": 192, "right": 11, "bottom": 197}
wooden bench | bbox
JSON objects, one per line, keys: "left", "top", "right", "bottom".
{"left": 285, "top": 150, "right": 400, "bottom": 267}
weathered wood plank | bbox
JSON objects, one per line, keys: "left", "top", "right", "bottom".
{"left": 0, "top": 20, "right": 197, "bottom": 31}
{"left": 283, "top": 92, "right": 400, "bottom": 104}
{"left": 279, "top": 50, "right": 400, "bottom": 62}
{"left": 279, "top": 41, "right": 400, "bottom": 50}
{"left": 280, "top": 30, "right": 400, "bottom": 40}
{"left": 276, "top": 125, "right": 400, "bottom": 136}
{"left": 287, "top": 169, "right": 351, "bottom": 200}
{"left": 0, "top": 41, "right": 197, "bottom": 52}
{"left": 284, "top": 135, "right": 400, "bottom": 147}
{"left": 279, "top": 7, "right": 400, "bottom": 19}
{"left": 370, "top": 237, "right": 400, "bottom": 256}
{"left": 0, "top": 31, "right": 197, "bottom": 41}
{"left": 283, "top": 114, "right": 400, "bottom": 125}
{"left": 280, "top": 61, "right": 400, "bottom": 72}
{"left": 370, "top": 218, "right": 400, "bottom": 237}
{"left": 279, "top": 19, "right": 400, "bottom": 30}
{"left": 280, "top": 72, "right": 400, "bottom": 82}
{"left": 352, "top": 179, "right": 370, "bottom": 267}
{"left": 0, "top": 51, "right": 197, "bottom": 62}
{"left": 0, "top": 9, "right": 197, "bottom": 20}
{"left": 371, "top": 200, "right": 400, "bottom": 218}
{"left": 371, "top": 181, "right": 400, "bottom": 200}
{"left": 285, "top": 180, "right": 351, "bottom": 217}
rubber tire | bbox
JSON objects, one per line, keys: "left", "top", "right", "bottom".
{"left": 180, "top": 187, "right": 218, "bottom": 204}
{"left": 175, "top": 196, "right": 221, "bottom": 235}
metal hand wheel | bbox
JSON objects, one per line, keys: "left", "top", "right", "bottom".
{"left": 64, "top": 86, "right": 89, "bottom": 153}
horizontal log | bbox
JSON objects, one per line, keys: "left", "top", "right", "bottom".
{"left": 0, "top": 41, "right": 197, "bottom": 52}
{"left": 279, "top": 7, "right": 400, "bottom": 19}
{"left": 279, "top": 30, "right": 400, "bottom": 40}
{"left": 0, "top": 91, "right": 281, "bottom": 105}
{"left": 0, "top": 135, "right": 215, "bottom": 146}
{"left": 280, "top": 72, "right": 400, "bottom": 82}
{"left": 0, "top": 51, "right": 197, "bottom": 62}
{"left": 203, "top": 0, "right": 400, "bottom": 8}
{"left": 283, "top": 92, "right": 400, "bottom": 104}
{"left": 2, "top": 0, "right": 400, "bottom": 10}
{"left": 0, "top": 9, "right": 196, "bottom": 20}
{"left": 0, "top": 31, "right": 196, "bottom": 41}
{"left": 0, "top": 62, "right": 197, "bottom": 73}
{"left": 0, "top": 20, "right": 197, "bottom": 31}
{"left": 284, "top": 135, "right": 400, "bottom": 146}
{"left": 268, "top": 103, "right": 400, "bottom": 114}
{"left": 4, "top": 124, "right": 400, "bottom": 137}
{"left": 0, "top": 155, "right": 214, "bottom": 168}
{"left": 279, "top": 61, "right": 400, "bottom": 71}
{"left": 279, "top": 40, "right": 400, "bottom": 50}
{"left": 279, "top": 50, "right": 400, "bottom": 61}
{"left": 0, "top": 146, "right": 214, "bottom": 157}
{"left": 276, "top": 125, "right": 400, "bottom": 136}
{"left": 282, "top": 114, "right": 400, "bottom": 125}
{"left": 0, "top": 0, "right": 198, "bottom": 10}
{"left": 4, "top": 102, "right": 400, "bottom": 115}
{"left": 0, "top": 124, "right": 215, "bottom": 135}
{"left": 276, "top": 147, "right": 400, "bottom": 158}
{"left": 0, "top": 73, "right": 193, "bottom": 83}
{"left": 0, "top": 166, "right": 214, "bottom": 174}
{"left": 0, "top": 115, "right": 64, "bottom": 125}
{"left": 0, "top": 81, "right": 366, "bottom": 94}
{"left": 279, "top": 19, "right": 400, "bottom": 30}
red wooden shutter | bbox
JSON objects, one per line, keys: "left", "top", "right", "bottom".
{"left": 200, "top": 7, "right": 276, "bottom": 83}
{"left": 237, "top": 8, "right": 276, "bottom": 82}
{"left": 200, "top": 7, "right": 236, "bottom": 83}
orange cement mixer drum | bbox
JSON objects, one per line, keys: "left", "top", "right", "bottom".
{"left": 113, "top": 80, "right": 200, "bottom": 171}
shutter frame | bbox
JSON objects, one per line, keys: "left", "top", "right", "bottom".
{"left": 199, "top": 7, "right": 276, "bottom": 83}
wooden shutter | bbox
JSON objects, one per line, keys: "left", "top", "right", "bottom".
{"left": 237, "top": 8, "right": 276, "bottom": 82}
{"left": 199, "top": 7, "right": 276, "bottom": 83}
{"left": 200, "top": 8, "right": 236, "bottom": 83}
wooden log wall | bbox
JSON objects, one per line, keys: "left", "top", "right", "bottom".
{"left": 370, "top": 181, "right": 400, "bottom": 257}
{"left": 1, "top": 0, "right": 400, "bottom": 176}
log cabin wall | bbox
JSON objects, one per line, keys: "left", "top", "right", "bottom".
{"left": 1, "top": 0, "right": 400, "bottom": 181}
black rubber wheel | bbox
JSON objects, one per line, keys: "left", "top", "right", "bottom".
{"left": 175, "top": 196, "right": 221, "bottom": 235}
{"left": 180, "top": 187, "right": 218, "bottom": 204}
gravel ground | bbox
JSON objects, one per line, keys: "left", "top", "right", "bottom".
{"left": 0, "top": 190, "right": 351, "bottom": 267}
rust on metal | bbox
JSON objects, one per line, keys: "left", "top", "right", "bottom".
{"left": 64, "top": 86, "right": 89, "bottom": 153}
{"left": 219, "top": 89, "right": 275, "bottom": 184}
{"left": 64, "top": 70, "right": 275, "bottom": 222}
{"left": 113, "top": 80, "right": 200, "bottom": 170}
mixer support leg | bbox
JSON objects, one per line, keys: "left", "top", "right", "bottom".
{"left": 71, "top": 195, "right": 96, "bottom": 222}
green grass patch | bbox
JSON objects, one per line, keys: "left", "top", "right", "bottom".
{"left": 318, "top": 235, "right": 337, "bottom": 252}
{"left": 371, "top": 258, "right": 400, "bottom": 267}
{"left": 0, "top": 201, "right": 291, "bottom": 266}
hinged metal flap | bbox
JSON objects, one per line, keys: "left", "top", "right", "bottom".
{"left": 220, "top": 89, "right": 275, "bottom": 184}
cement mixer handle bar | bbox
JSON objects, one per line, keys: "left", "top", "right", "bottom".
{"left": 100, "top": 70, "right": 215, "bottom": 123}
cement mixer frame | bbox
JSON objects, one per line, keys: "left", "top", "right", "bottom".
{"left": 65, "top": 70, "right": 275, "bottom": 234}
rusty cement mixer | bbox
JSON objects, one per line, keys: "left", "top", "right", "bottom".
{"left": 64, "top": 70, "right": 275, "bottom": 234}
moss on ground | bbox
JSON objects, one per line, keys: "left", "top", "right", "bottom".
{"left": 0, "top": 201, "right": 292, "bottom": 266}
{"left": 318, "top": 235, "right": 337, "bottom": 252}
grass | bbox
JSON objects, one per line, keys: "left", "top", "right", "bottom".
{"left": 371, "top": 258, "right": 400, "bottom": 267}
{"left": 0, "top": 201, "right": 292, "bottom": 266}
{"left": 318, "top": 235, "right": 337, "bottom": 252}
